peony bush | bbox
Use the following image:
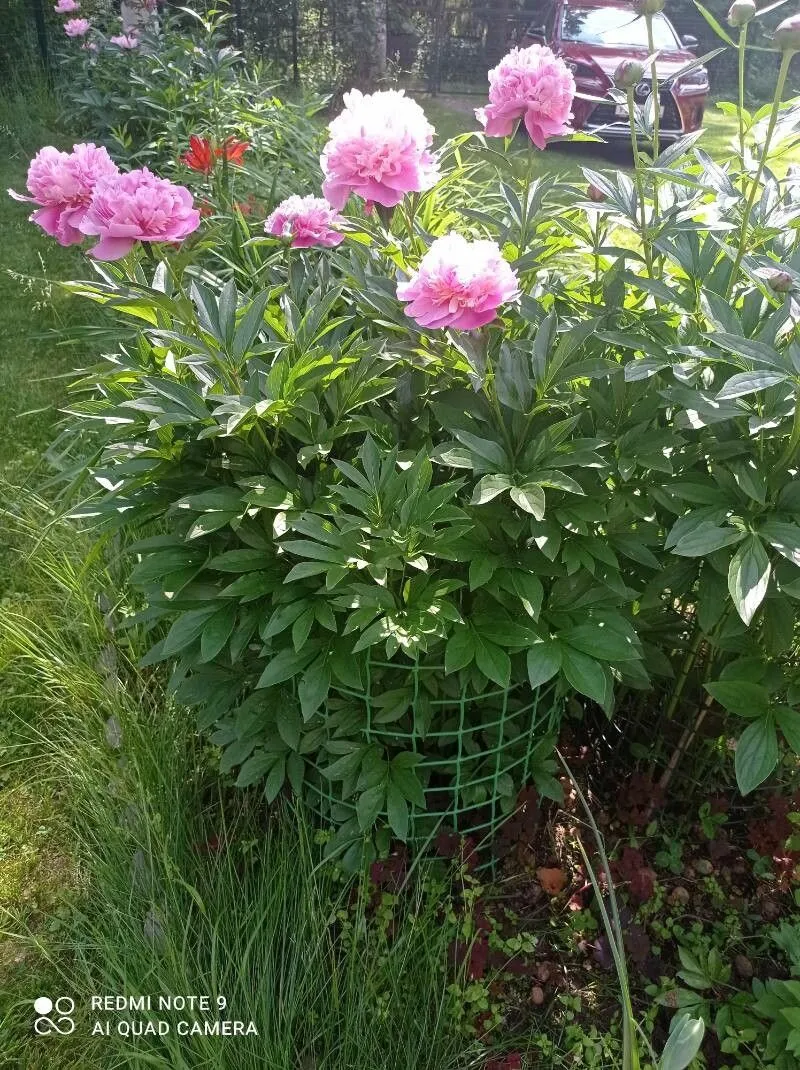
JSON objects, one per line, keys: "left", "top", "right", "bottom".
{"left": 12, "top": 8, "right": 800, "bottom": 860}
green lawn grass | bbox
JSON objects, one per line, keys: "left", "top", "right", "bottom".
{"left": 0, "top": 97, "right": 105, "bottom": 1066}
{"left": 0, "top": 159, "right": 89, "bottom": 489}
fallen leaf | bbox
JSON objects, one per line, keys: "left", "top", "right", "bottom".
{"left": 629, "top": 866, "right": 657, "bottom": 904}
{"left": 537, "top": 866, "right": 567, "bottom": 895}
{"left": 617, "top": 846, "right": 657, "bottom": 903}
{"left": 591, "top": 935, "right": 614, "bottom": 970}
{"left": 486, "top": 1055, "right": 522, "bottom": 1070}
{"left": 623, "top": 922, "right": 651, "bottom": 964}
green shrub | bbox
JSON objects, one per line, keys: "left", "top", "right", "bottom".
{"left": 57, "top": 6, "right": 324, "bottom": 190}
{"left": 19, "top": 6, "right": 800, "bottom": 858}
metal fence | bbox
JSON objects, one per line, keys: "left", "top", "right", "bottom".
{"left": 4, "top": 0, "right": 790, "bottom": 98}
{"left": 227, "top": 1, "right": 536, "bottom": 95}
{"left": 1, "top": 0, "right": 52, "bottom": 82}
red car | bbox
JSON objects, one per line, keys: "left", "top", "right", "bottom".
{"left": 521, "top": 0, "right": 709, "bottom": 142}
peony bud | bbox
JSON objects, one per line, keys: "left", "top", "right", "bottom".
{"left": 587, "top": 184, "right": 606, "bottom": 202}
{"left": 774, "top": 13, "right": 800, "bottom": 52}
{"left": 613, "top": 59, "right": 645, "bottom": 89}
{"left": 634, "top": 0, "right": 665, "bottom": 13}
{"left": 767, "top": 268, "right": 794, "bottom": 293}
{"left": 727, "top": 0, "right": 756, "bottom": 26}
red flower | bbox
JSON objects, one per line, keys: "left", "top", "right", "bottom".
{"left": 217, "top": 137, "right": 250, "bottom": 166}
{"left": 181, "top": 136, "right": 250, "bottom": 175}
{"left": 181, "top": 135, "right": 215, "bottom": 175}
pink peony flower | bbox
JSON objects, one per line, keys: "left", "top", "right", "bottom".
{"left": 397, "top": 232, "right": 519, "bottom": 331}
{"left": 775, "top": 13, "right": 800, "bottom": 51}
{"left": 64, "top": 17, "right": 90, "bottom": 36}
{"left": 476, "top": 45, "right": 575, "bottom": 150}
{"left": 8, "top": 143, "right": 119, "bottom": 245}
{"left": 79, "top": 167, "right": 201, "bottom": 259}
{"left": 54, "top": 0, "right": 79, "bottom": 12}
{"left": 321, "top": 88, "right": 439, "bottom": 210}
{"left": 265, "top": 195, "right": 344, "bottom": 249}
{"left": 110, "top": 33, "right": 138, "bottom": 48}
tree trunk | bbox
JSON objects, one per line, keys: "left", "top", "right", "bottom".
{"left": 370, "top": 0, "right": 387, "bottom": 83}
{"left": 341, "top": 0, "right": 387, "bottom": 91}
{"left": 31, "top": 0, "right": 50, "bottom": 71}
{"left": 121, "top": 0, "right": 159, "bottom": 36}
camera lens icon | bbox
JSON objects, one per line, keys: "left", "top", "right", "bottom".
{"left": 34, "top": 996, "right": 75, "bottom": 1036}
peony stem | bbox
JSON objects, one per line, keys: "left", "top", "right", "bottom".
{"left": 725, "top": 49, "right": 792, "bottom": 300}
{"left": 627, "top": 86, "right": 655, "bottom": 280}
{"left": 519, "top": 139, "right": 536, "bottom": 251}
{"left": 645, "top": 13, "right": 660, "bottom": 225}
{"left": 737, "top": 25, "right": 748, "bottom": 166}
{"left": 403, "top": 193, "right": 419, "bottom": 247}
{"left": 664, "top": 622, "right": 703, "bottom": 721}
{"left": 776, "top": 396, "right": 800, "bottom": 471}
{"left": 593, "top": 214, "right": 602, "bottom": 293}
{"left": 484, "top": 347, "right": 517, "bottom": 463}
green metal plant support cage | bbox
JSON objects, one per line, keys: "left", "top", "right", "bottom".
{"left": 305, "top": 655, "right": 563, "bottom": 849}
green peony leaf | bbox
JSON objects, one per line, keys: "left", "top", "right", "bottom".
{"left": 728, "top": 536, "right": 771, "bottom": 626}
{"left": 774, "top": 705, "right": 800, "bottom": 756}
{"left": 659, "top": 1012, "right": 706, "bottom": 1070}
{"left": 704, "top": 680, "right": 770, "bottom": 718}
{"left": 471, "top": 473, "right": 512, "bottom": 505}
{"left": 526, "top": 641, "right": 562, "bottom": 689}
{"left": 356, "top": 783, "right": 385, "bottom": 832}
{"left": 561, "top": 647, "right": 609, "bottom": 705}
{"left": 510, "top": 483, "right": 545, "bottom": 519}
{"left": 474, "top": 635, "right": 511, "bottom": 688}
{"left": 735, "top": 715, "right": 778, "bottom": 795}
{"left": 386, "top": 784, "right": 409, "bottom": 841}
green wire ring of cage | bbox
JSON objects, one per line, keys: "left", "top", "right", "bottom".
{"left": 305, "top": 654, "right": 563, "bottom": 848}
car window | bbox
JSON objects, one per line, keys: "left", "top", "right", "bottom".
{"left": 560, "top": 7, "right": 680, "bottom": 48}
